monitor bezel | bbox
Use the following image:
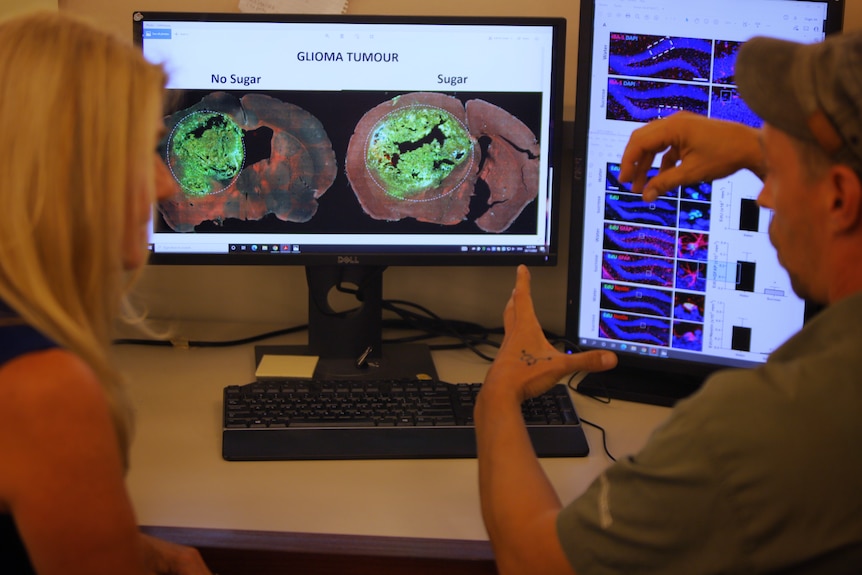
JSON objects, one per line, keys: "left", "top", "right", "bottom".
{"left": 133, "top": 11, "right": 566, "bottom": 268}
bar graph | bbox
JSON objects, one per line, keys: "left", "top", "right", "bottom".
{"left": 731, "top": 325, "right": 752, "bottom": 352}
{"left": 739, "top": 198, "right": 760, "bottom": 232}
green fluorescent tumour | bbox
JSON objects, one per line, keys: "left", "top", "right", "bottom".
{"left": 366, "top": 106, "right": 472, "bottom": 199}
{"left": 168, "top": 111, "right": 245, "bottom": 197}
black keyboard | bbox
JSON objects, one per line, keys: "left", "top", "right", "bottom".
{"left": 222, "top": 379, "right": 589, "bottom": 460}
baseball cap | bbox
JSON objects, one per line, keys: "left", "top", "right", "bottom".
{"left": 736, "top": 31, "right": 862, "bottom": 174}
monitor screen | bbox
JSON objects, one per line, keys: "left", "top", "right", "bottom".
{"left": 133, "top": 12, "right": 564, "bottom": 267}
{"left": 134, "top": 12, "right": 566, "bottom": 379}
{"left": 566, "top": 0, "right": 844, "bottom": 405}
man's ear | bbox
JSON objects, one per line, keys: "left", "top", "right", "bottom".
{"left": 826, "top": 164, "right": 862, "bottom": 234}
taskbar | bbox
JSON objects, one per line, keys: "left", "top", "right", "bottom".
{"left": 150, "top": 243, "right": 550, "bottom": 255}
{"left": 576, "top": 337, "right": 765, "bottom": 370}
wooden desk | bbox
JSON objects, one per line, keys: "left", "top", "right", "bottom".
{"left": 114, "top": 327, "right": 671, "bottom": 574}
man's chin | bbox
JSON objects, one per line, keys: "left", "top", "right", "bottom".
{"left": 787, "top": 275, "right": 825, "bottom": 305}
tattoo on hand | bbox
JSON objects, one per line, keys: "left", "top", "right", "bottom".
{"left": 520, "top": 350, "right": 552, "bottom": 366}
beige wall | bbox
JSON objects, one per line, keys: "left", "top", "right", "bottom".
{"left": 7, "top": 0, "right": 862, "bottom": 338}
{"left": 49, "top": 1, "right": 862, "bottom": 123}
{"left": 0, "top": 0, "right": 55, "bottom": 17}
{"left": 50, "top": 0, "right": 862, "bottom": 124}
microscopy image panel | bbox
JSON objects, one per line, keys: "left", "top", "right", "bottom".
{"left": 604, "top": 222, "right": 677, "bottom": 258}
{"left": 158, "top": 91, "right": 337, "bottom": 233}
{"left": 673, "top": 292, "right": 705, "bottom": 322}
{"left": 599, "top": 310, "right": 671, "bottom": 346}
{"left": 681, "top": 180, "right": 712, "bottom": 202}
{"left": 600, "top": 282, "right": 673, "bottom": 318}
{"left": 677, "top": 231, "right": 709, "bottom": 261}
{"left": 605, "top": 191, "right": 679, "bottom": 227}
{"left": 602, "top": 252, "right": 674, "bottom": 288}
{"left": 713, "top": 40, "right": 742, "bottom": 84}
{"left": 675, "top": 259, "right": 708, "bottom": 292}
{"left": 609, "top": 32, "right": 712, "bottom": 82}
{"left": 345, "top": 92, "right": 541, "bottom": 232}
{"left": 166, "top": 110, "right": 245, "bottom": 197}
{"left": 606, "top": 162, "right": 679, "bottom": 198}
{"left": 679, "top": 199, "right": 710, "bottom": 231}
{"left": 672, "top": 320, "right": 704, "bottom": 351}
{"left": 608, "top": 78, "right": 709, "bottom": 123}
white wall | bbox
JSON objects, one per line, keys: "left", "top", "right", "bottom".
{"left": 7, "top": 0, "right": 862, "bottom": 339}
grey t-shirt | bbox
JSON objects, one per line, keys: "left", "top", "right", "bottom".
{"left": 558, "top": 293, "right": 862, "bottom": 574}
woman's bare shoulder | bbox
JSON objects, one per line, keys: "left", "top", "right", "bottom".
{"left": 0, "top": 348, "right": 107, "bottom": 414}
{"left": 0, "top": 348, "right": 121, "bottom": 505}
{"left": 0, "top": 348, "right": 144, "bottom": 573}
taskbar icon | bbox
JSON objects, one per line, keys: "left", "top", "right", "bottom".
{"left": 229, "top": 243, "right": 302, "bottom": 254}
{"left": 580, "top": 338, "right": 668, "bottom": 358}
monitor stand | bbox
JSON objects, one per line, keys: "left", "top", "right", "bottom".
{"left": 575, "top": 365, "right": 705, "bottom": 407}
{"left": 254, "top": 265, "right": 438, "bottom": 381}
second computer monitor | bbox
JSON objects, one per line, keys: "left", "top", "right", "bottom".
{"left": 566, "top": 0, "right": 844, "bottom": 405}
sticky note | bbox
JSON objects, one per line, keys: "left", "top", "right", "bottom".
{"left": 255, "top": 354, "right": 319, "bottom": 379}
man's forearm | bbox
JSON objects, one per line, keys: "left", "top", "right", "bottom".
{"left": 475, "top": 388, "right": 577, "bottom": 575}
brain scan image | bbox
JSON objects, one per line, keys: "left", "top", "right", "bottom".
{"left": 167, "top": 110, "right": 245, "bottom": 197}
{"left": 158, "top": 91, "right": 337, "bottom": 233}
{"left": 345, "top": 92, "right": 541, "bottom": 233}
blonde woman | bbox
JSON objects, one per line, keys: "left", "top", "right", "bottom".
{"left": 0, "top": 11, "right": 212, "bottom": 575}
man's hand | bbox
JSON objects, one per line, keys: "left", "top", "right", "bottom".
{"left": 619, "top": 112, "right": 764, "bottom": 202}
{"left": 482, "top": 265, "right": 616, "bottom": 402}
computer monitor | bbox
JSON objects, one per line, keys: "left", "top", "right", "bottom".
{"left": 566, "top": 0, "right": 845, "bottom": 406}
{"left": 133, "top": 11, "right": 566, "bottom": 379}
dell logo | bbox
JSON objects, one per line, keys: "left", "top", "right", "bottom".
{"left": 337, "top": 256, "right": 360, "bottom": 264}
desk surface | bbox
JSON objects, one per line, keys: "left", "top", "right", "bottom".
{"left": 115, "top": 325, "right": 671, "bottom": 545}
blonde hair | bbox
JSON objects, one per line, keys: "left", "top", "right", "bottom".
{"left": 0, "top": 11, "right": 166, "bottom": 463}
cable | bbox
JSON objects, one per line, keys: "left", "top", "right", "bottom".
{"left": 381, "top": 298, "right": 502, "bottom": 362}
{"left": 578, "top": 417, "right": 616, "bottom": 462}
{"left": 566, "top": 370, "right": 616, "bottom": 461}
{"left": 110, "top": 296, "right": 504, "bottom": 360}
{"left": 112, "top": 323, "right": 309, "bottom": 348}
{"left": 568, "top": 374, "right": 612, "bottom": 405}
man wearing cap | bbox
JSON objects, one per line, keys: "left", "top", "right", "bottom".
{"left": 474, "top": 32, "right": 862, "bottom": 575}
